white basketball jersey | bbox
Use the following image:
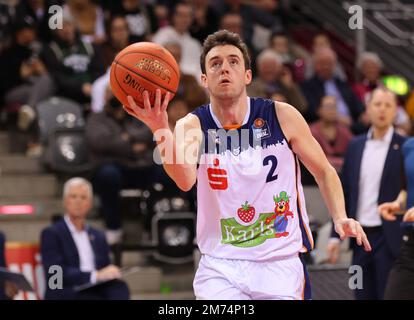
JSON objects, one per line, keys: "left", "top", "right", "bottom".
{"left": 192, "top": 97, "right": 314, "bottom": 261}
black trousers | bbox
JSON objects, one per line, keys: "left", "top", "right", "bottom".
{"left": 384, "top": 231, "right": 414, "bottom": 300}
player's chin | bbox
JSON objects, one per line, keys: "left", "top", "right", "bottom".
{"left": 214, "top": 87, "right": 237, "bottom": 98}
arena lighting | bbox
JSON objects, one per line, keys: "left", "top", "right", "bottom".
{"left": 151, "top": 197, "right": 196, "bottom": 264}
{"left": 382, "top": 75, "right": 410, "bottom": 96}
{"left": 0, "top": 205, "right": 34, "bottom": 215}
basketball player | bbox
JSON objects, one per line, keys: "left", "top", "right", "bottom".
{"left": 124, "top": 30, "right": 371, "bottom": 300}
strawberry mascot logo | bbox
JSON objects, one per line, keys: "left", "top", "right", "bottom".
{"left": 237, "top": 201, "right": 256, "bottom": 223}
{"left": 265, "top": 191, "right": 294, "bottom": 238}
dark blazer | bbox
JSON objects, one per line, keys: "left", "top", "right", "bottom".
{"left": 331, "top": 131, "right": 406, "bottom": 257}
{"left": 301, "top": 75, "right": 364, "bottom": 122}
{"left": 40, "top": 219, "right": 111, "bottom": 300}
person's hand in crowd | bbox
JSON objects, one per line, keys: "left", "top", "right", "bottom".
{"left": 20, "top": 61, "right": 34, "bottom": 79}
{"left": 82, "top": 83, "right": 92, "bottom": 97}
{"left": 31, "top": 58, "right": 47, "bottom": 75}
{"left": 403, "top": 207, "right": 414, "bottom": 222}
{"left": 4, "top": 281, "right": 19, "bottom": 299}
{"left": 132, "top": 143, "right": 147, "bottom": 154}
{"left": 378, "top": 200, "right": 401, "bottom": 221}
{"left": 96, "top": 265, "right": 121, "bottom": 282}
{"left": 280, "top": 66, "right": 294, "bottom": 88}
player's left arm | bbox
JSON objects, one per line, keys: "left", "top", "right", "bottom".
{"left": 275, "top": 102, "right": 371, "bottom": 251}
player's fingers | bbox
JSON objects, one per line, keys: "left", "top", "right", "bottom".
{"left": 356, "top": 225, "right": 363, "bottom": 246}
{"left": 126, "top": 96, "right": 145, "bottom": 117}
{"left": 142, "top": 91, "right": 152, "bottom": 112}
{"left": 335, "top": 222, "right": 345, "bottom": 240}
{"left": 161, "top": 92, "right": 171, "bottom": 113}
{"left": 154, "top": 88, "right": 161, "bottom": 114}
{"left": 361, "top": 231, "right": 372, "bottom": 251}
{"left": 349, "top": 220, "right": 358, "bottom": 236}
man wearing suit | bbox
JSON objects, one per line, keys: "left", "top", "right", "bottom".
{"left": 301, "top": 48, "right": 365, "bottom": 133}
{"left": 327, "top": 88, "right": 405, "bottom": 300}
{"left": 41, "top": 177, "right": 130, "bottom": 300}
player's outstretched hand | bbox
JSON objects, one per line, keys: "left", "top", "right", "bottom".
{"left": 124, "top": 89, "right": 171, "bottom": 133}
{"left": 334, "top": 218, "right": 372, "bottom": 252}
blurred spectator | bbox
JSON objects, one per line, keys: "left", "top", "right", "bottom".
{"left": 304, "top": 33, "right": 347, "bottom": 81}
{"left": 353, "top": 52, "right": 411, "bottom": 136}
{"left": 269, "top": 31, "right": 309, "bottom": 66}
{"left": 63, "top": 0, "right": 106, "bottom": 44}
{"left": 219, "top": 12, "right": 242, "bottom": 36}
{"left": 85, "top": 89, "right": 160, "bottom": 245}
{"left": 91, "top": 15, "right": 131, "bottom": 113}
{"left": 152, "top": 2, "right": 202, "bottom": 81}
{"left": 113, "top": 0, "right": 158, "bottom": 43}
{"left": 101, "top": 15, "right": 130, "bottom": 69}
{"left": 41, "top": 12, "right": 105, "bottom": 105}
{"left": 310, "top": 96, "right": 353, "bottom": 172}
{"left": 189, "top": 0, "right": 219, "bottom": 43}
{"left": 301, "top": 47, "right": 364, "bottom": 131}
{"left": 168, "top": 96, "right": 190, "bottom": 131}
{"left": 0, "top": 18, "right": 54, "bottom": 143}
{"left": 163, "top": 41, "right": 208, "bottom": 111}
{"left": 41, "top": 177, "right": 130, "bottom": 300}
{"left": 213, "top": 0, "right": 283, "bottom": 53}
{"left": 247, "top": 49, "right": 307, "bottom": 114}
{"left": 0, "top": 1, "right": 16, "bottom": 51}
{"left": 15, "top": 0, "right": 53, "bottom": 43}
{"left": 327, "top": 88, "right": 405, "bottom": 300}
{"left": 353, "top": 52, "right": 384, "bottom": 102}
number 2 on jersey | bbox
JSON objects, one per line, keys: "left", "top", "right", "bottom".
{"left": 263, "top": 155, "right": 278, "bottom": 183}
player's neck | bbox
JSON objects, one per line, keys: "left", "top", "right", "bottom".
{"left": 210, "top": 94, "right": 248, "bottom": 127}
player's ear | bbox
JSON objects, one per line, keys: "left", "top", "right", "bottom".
{"left": 201, "top": 73, "right": 208, "bottom": 88}
{"left": 245, "top": 69, "right": 252, "bottom": 85}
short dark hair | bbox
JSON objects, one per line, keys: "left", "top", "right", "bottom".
{"left": 200, "top": 30, "right": 251, "bottom": 74}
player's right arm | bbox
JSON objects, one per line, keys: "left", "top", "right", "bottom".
{"left": 124, "top": 89, "right": 200, "bottom": 191}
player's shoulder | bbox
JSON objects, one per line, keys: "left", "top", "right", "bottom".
{"left": 176, "top": 112, "right": 201, "bottom": 129}
{"left": 274, "top": 101, "right": 304, "bottom": 122}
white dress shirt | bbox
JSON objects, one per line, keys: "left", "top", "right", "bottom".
{"left": 356, "top": 126, "right": 394, "bottom": 227}
{"left": 64, "top": 215, "right": 97, "bottom": 283}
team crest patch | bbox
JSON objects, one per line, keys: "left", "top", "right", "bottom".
{"left": 252, "top": 118, "right": 271, "bottom": 140}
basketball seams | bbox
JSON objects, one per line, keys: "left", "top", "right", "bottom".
{"left": 115, "top": 61, "right": 176, "bottom": 94}
{"left": 114, "top": 50, "right": 180, "bottom": 79}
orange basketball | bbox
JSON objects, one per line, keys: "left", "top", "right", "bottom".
{"left": 110, "top": 42, "right": 180, "bottom": 112}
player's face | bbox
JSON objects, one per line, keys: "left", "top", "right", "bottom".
{"left": 367, "top": 90, "right": 397, "bottom": 130}
{"left": 202, "top": 45, "right": 252, "bottom": 99}
{"left": 63, "top": 185, "right": 92, "bottom": 219}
